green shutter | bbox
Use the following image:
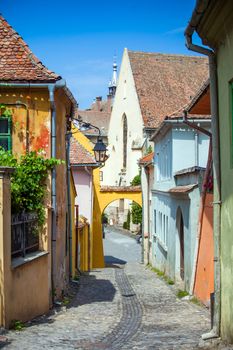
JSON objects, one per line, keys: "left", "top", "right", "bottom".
{"left": 0, "top": 117, "right": 12, "bottom": 151}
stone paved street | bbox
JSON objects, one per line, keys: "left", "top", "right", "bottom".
{"left": 4, "top": 229, "right": 218, "bottom": 349}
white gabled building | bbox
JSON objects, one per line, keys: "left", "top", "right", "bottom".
{"left": 102, "top": 49, "right": 209, "bottom": 230}
{"left": 102, "top": 49, "right": 144, "bottom": 187}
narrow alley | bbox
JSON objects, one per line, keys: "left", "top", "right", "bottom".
{"left": 5, "top": 228, "right": 211, "bottom": 350}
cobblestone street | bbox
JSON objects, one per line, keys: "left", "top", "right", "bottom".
{"left": 2, "top": 229, "right": 217, "bottom": 349}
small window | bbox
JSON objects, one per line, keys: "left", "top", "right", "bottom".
{"left": 154, "top": 210, "right": 156, "bottom": 233}
{"left": 0, "top": 118, "right": 11, "bottom": 150}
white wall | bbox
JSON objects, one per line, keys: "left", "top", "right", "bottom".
{"left": 102, "top": 48, "right": 144, "bottom": 186}
{"left": 72, "top": 168, "right": 93, "bottom": 224}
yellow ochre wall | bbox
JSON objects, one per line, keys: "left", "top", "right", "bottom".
{"left": 78, "top": 218, "right": 90, "bottom": 272}
{"left": 0, "top": 87, "right": 72, "bottom": 325}
{"left": 0, "top": 169, "right": 49, "bottom": 328}
{"left": 72, "top": 126, "right": 142, "bottom": 269}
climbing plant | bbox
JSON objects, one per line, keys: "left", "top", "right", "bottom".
{"left": 130, "top": 174, "right": 142, "bottom": 225}
{"left": 131, "top": 201, "right": 142, "bottom": 225}
{"left": 0, "top": 104, "right": 12, "bottom": 120}
{"left": 0, "top": 148, "right": 62, "bottom": 226}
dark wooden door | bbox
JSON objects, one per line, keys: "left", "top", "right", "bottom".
{"left": 180, "top": 214, "right": 184, "bottom": 280}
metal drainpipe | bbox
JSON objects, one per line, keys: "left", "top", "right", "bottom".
{"left": 141, "top": 174, "right": 144, "bottom": 264}
{"left": 146, "top": 166, "right": 150, "bottom": 265}
{"left": 48, "top": 80, "right": 66, "bottom": 300}
{"left": 185, "top": 21, "right": 221, "bottom": 339}
{"left": 195, "top": 133, "right": 199, "bottom": 166}
{"left": 182, "top": 114, "right": 212, "bottom": 296}
{"left": 66, "top": 130, "right": 72, "bottom": 278}
{"left": 0, "top": 80, "right": 67, "bottom": 301}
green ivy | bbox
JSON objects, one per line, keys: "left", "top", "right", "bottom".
{"left": 0, "top": 148, "right": 63, "bottom": 226}
{"left": 130, "top": 174, "right": 142, "bottom": 224}
{"left": 131, "top": 201, "right": 142, "bottom": 225}
{"left": 0, "top": 104, "right": 12, "bottom": 120}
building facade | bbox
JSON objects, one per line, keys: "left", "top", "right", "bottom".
{"left": 151, "top": 117, "right": 211, "bottom": 291}
{"left": 186, "top": 0, "right": 233, "bottom": 341}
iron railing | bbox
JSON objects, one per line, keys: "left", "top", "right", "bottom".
{"left": 11, "top": 212, "right": 39, "bottom": 258}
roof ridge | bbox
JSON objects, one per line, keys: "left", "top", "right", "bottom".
{"left": 128, "top": 50, "right": 207, "bottom": 59}
{"left": 0, "top": 14, "right": 61, "bottom": 82}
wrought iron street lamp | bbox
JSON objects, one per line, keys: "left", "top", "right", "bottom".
{"left": 73, "top": 118, "right": 108, "bottom": 165}
{"left": 93, "top": 136, "right": 107, "bottom": 163}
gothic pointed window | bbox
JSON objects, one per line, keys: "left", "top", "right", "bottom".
{"left": 123, "top": 115, "right": 127, "bottom": 169}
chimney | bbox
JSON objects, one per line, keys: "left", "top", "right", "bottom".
{"left": 96, "top": 96, "right": 102, "bottom": 111}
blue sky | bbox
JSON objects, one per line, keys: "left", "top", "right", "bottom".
{"left": 1, "top": 1, "right": 197, "bottom": 108}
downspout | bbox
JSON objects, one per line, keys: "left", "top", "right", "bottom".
{"left": 183, "top": 113, "right": 213, "bottom": 298}
{"left": 66, "top": 130, "right": 72, "bottom": 278}
{"left": 185, "top": 8, "right": 221, "bottom": 339}
{"left": 48, "top": 84, "right": 58, "bottom": 301}
{"left": 146, "top": 166, "right": 150, "bottom": 265}
{"left": 195, "top": 133, "right": 199, "bottom": 166}
{"left": 140, "top": 165, "right": 146, "bottom": 264}
{"left": 141, "top": 186, "right": 144, "bottom": 265}
{"left": 0, "top": 80, "right": 67, "bottom": 302}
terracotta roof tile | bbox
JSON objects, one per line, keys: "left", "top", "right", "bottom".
{"left": 100, "top": 186, "right": 141, "bottom": 192}
{"left": 168, "top": 184, "right": 198, "bottom": 193}
{"left": 0, "top": 15, "right": 61, "bottom": 82}
{"left": 128, "top": 51, "right": 209, "bottom": 128}
{"left": 70, "top": 137, "right": 97, "bottom": 165}
{"left": 139, "top": 152, "right": 154, "bottom": 164}
{"left": 186, "top": 79, "right": 210, "bottom": 115}
{"left": 78, "top": 110, "right": 111, "bottom": 136}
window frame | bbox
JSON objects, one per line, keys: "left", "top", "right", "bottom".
{"left": 0, "top": 117, "right": 12, "bottom": 150}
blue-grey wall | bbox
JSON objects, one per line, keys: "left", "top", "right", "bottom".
{"left": 151, "top": 122, "right": 210, "bottom": 291}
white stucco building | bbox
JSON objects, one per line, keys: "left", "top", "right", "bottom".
{"left": 102, "top": 49, "right": 209, "bottom": 229}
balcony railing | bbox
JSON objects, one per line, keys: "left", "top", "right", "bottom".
{"left": 11, "top": 212, "right": 39, "bottom": 258}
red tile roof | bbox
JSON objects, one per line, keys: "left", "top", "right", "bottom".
{"left": 139, "top": 152, "right": 154, "bottom": 165}
{"left": 70, "top": 137, "right": 97, "bottom": 166}
{"left": 0, "top": 15, "right": 61, "bottom": 83}
{"left": 128, "top": 51, "right": 209, "bottom": 128}
{"left": 100, "top": 186, "right": 141, "bottom": 192}
{"left": 78, "top": 110, "right": 111, "bottom": 136}
{"left": 186, "top": 79, "right": 210, "bottom": 115}
{"left": 168, "top": 184, "right": 198, "bottom": 193}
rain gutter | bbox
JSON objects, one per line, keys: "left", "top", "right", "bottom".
{"left": 185, "top": 0, "right": 221, "bottom": 339}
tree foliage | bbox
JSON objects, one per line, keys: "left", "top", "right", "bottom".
{"left": 130, "top": 173, "right": 141, "bottom": 186}
{"left": 131, "top": 201, "right": 142, "bottom": 225}
{"left": 130, "top": 174, "right": 142, "bottom": 225}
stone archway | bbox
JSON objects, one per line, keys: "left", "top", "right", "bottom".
{"left": 92, "top": 180, "right": 142, "bottom": 268}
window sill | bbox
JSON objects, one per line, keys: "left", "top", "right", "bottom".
{"left": 153, "top": 235, "right": 168, "bottom": 252}
{"left": 11, "top": 251, "right": 49, "bottom": 269}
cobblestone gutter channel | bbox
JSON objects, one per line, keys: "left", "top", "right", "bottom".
{"left": 101, "top": 268, "right": 143, "bottom": 349}
{"left": 76, "top": 267, "right": 143, "bottom": 350}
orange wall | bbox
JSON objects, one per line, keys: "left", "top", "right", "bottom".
{"left": 194, "top": 193, "right": 214, "bottom": 305}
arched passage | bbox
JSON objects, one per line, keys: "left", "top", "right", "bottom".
{"left": 70, "top": 127, "right": 142, "bottom": 270}
{"left": 102, "top": 197, "right": 142, "bottom": 266}
{"left": 92, "top": 179, "right": 142, "bottom": 268}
